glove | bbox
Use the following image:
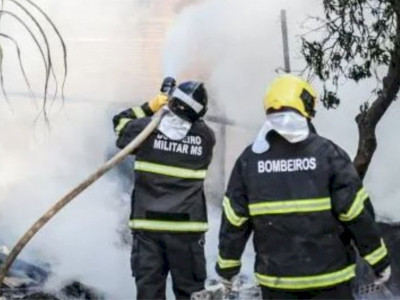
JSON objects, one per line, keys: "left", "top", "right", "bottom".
{"left": 374, "top": 266, "right": 391, "bottom": 285}
{"left": 148, "top": 94, "right": 169, "bottom": 113}
{"left": 148, "top": 77, "right": 176, "bottom": 113}
{"left": 160, "top": 77, "right": 176, "bottom": 95}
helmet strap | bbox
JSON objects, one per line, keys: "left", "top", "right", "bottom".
{"left": 300, "top": 89, "right": 316, "bottom": 118}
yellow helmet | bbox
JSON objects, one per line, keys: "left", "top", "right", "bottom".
{"left": 263, "top": 74, "right": 317, "bottom": 118}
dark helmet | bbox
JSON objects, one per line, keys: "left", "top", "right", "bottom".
{"left": 168, "top": 81, "right": 208, "bottom": 122}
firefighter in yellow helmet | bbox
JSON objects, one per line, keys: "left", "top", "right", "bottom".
{"left": 216, "top": 74, "right": 391, "bottom": 299}
{"left": 264, "top": 74, "right": 317, "bottom": 118}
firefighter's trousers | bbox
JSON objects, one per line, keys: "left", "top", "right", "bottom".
{"left": 260, "top": 281, "right": 353, "bottom": 299}
{"left": 131, "top": 231, "right": 206, "bottom": 300}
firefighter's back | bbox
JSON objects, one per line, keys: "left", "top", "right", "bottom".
{"left": 130, "top": 117, "right": 215, "bottom": 233}
{"left": 241, "top": 131, "right": 354, "bottom": 280}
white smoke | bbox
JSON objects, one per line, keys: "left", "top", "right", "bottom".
{"left": 0, "top": 101, "right": 134, "bottom": 298}
{"left": 162, "top": 0, "right": 326, "bottom": 184}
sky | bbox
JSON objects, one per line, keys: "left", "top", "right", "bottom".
{"left": 0, "top": 0, "right": 399, "bottom": 298}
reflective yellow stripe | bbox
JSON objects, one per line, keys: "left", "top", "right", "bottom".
{"left": 135, "top": 161, "right": 207, "bottom": 179}
{"left": 364, "top": 239, "right": 388, "bottom": 266}
{"left": 115, "top": 117, "right": 132, "bottom": 135}
{"left": 132, "top": 106, "right": 146, "bottom": 118}
{"left": 255, "top": 265, "right": 356, "bottom": 290}
{"left": 249, "top": 198, "right": 331, "bottom": 216}
{"left": 217, "top": 255, "right": 241, "bottom": 269}
{"left": 129, "top": 220, "right": 209, "bottom": 232}
{"left": 339, "top": 188, "right": 369, "bottom": 222}
{"left": 223, "top": 196, "right": 248, "bottom": 227}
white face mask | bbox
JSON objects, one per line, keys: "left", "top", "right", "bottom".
{"left": 157, "top": 107, "right": 193, "bottom": 141}
{"left": 252, "top": 111, "right": 310, "bottom": 154}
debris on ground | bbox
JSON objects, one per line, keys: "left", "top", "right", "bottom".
{"left": 0, "top": 245, "right": 104, "bottom": 299}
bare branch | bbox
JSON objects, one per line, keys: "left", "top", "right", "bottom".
{"left": 0, "top": 33, "right": 36, "bottom": 101}
{"left": 20, "top": 0, "right": 68, "bottom": 102}
{"left": 5, "top": 1, "right": 55, "bottom": 111}
{"left": 0, "top": 0, "right": 67, "bottom": 124}
{"left": 0, "top": 10, "right": 50, "bottom": 80}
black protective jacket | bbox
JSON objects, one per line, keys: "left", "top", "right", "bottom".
{"left": 113, "top": 103, "right": 215, "bottom": 233}
{"left": 216, "top": 131, "right": 389, "bottom": 290}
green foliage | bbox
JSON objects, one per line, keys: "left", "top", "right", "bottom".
{"left": 301, "top": 0, "right": 397, "bottom": 109}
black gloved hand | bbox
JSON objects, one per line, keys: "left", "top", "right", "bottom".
{"left": 160, "top": 77, "right": 176, "bottom": 95}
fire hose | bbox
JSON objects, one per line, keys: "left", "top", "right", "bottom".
{"left": 0, "top": 109, "right": 166, "bottom": 287}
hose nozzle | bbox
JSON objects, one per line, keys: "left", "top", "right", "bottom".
{"left": 160, "top": 77, "right": 176, "bottom": 96}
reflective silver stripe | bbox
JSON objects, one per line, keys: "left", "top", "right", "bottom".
{"left": 255, "top": 264, "right": 356, "bottom": 290}
{"left": 223, "top": 196, "right": 248, "bottom": 227}
{"left": 135, "top": 161, "right": 207, "bottom": 179}
{"left": 217, "top": 255, "right": 241, "bottom": 269}
{"left": 132, "top": 106, "right": 146, "bottom": 118}
{"left": 129, "top": 220, "right": 209, "bottom": 232}
{"left": 364, "top": 239, "right": 388, "bottom": 266}
{"left": 115, "top": 117, "right": 131, "bottom": 135}
{"left": 249, "top": 198, "right": 331, "bottom": 216}
{"left": 172, "top": 88, "right": 203, "bottom": 113}
{"left": 339, "top": 188, "right": 369, "bottom": 222}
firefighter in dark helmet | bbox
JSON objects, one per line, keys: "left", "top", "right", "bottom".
{"left": 113, "top": 78, "right": 215, "bottom": 299}
{"left": 215, "top": 74, "right": 390, "bottom": 299}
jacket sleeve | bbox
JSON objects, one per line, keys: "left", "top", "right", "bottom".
{"left": 216, "top": 156, "right": 252, "bottom": 280}
{"left": 113, "top": 102, "right": 153, "bottom": 150}
{"left": 112, "top": 102, "right": 153, "bottom": 136}
{"left": 329, "top": 144, "right": 390, "bottom": 274}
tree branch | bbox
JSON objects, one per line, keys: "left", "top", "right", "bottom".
{"left": 353, "top": 4, "right": 400, "bottom": 179}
